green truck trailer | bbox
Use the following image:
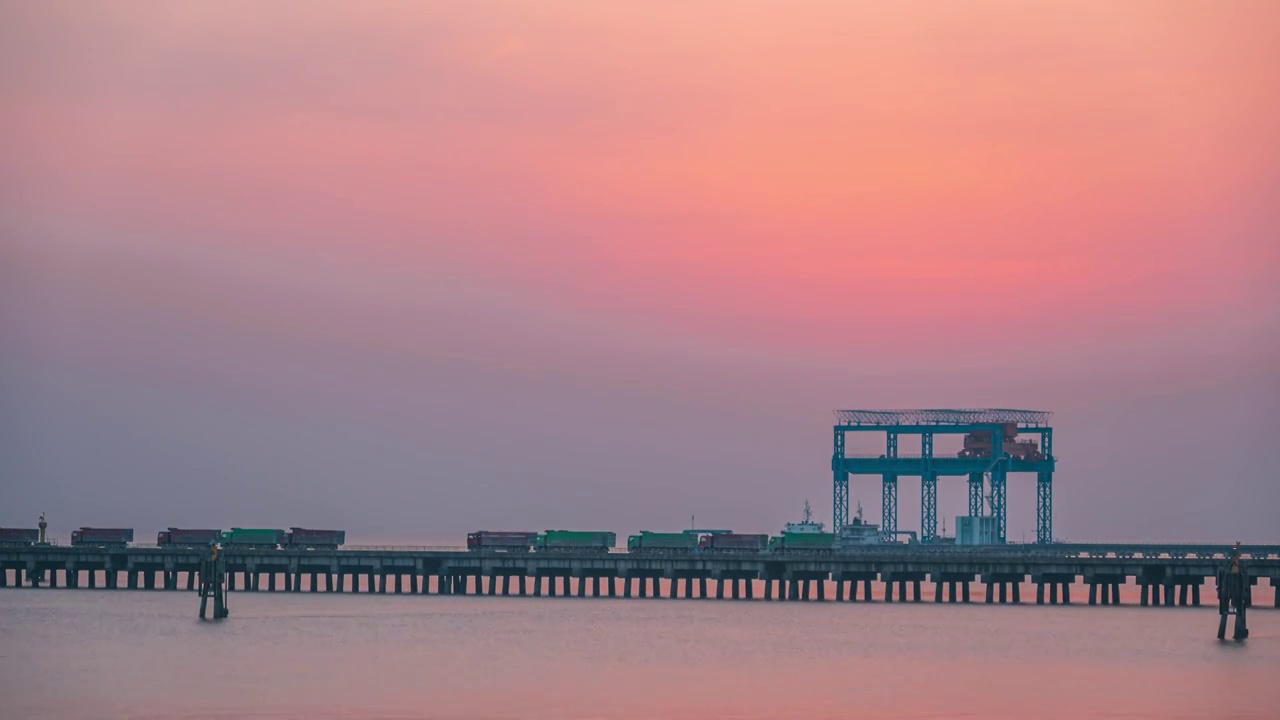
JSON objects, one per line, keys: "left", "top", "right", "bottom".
{"left": 220, "top": 528, "right": 286, "bottom": 548}
{"left": 533, "top": 530, "right": 615, "bottom": 553}
{"left": 768, "top": 532, "right": 836, "bottom": 553}
{"left": 627, "top": 531, "right": 698, "bottom": 552}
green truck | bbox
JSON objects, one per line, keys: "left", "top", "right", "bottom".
{"left": 768, "top": 532, "right": 836, "bottom": 554}
{"left": 627, "top": 531, "right": 698, "bottom": 553}
{"left": 220, "top": 528, "right": 286, "bottom": 549}
{"left": 533, "top": 530, "right": 615, "bottom": 553}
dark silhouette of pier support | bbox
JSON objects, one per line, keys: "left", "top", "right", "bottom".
{"left": 1217, "top": 544, "right": 1250, "bottom": 640}
{"left": 198, "top": 545, "right": 228, "bottom": 620}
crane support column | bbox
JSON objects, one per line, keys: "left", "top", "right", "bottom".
{"left": 990, "top": 427, "right": 1007, "bottom": 543}
{"left": 920, "top": 433, "right": 936, "bottom": 543}
{"left": 882, "top": 432, "right": 899, "bottom": 540}
{"left": 991, "top": 469, "right": 1007, "bottom": 543}
{"left": 1036, "top": 472, "right": 1053, "bottom": 544}
{"left": 921, "top": 473, "right": 937, "bottom": 542}
{"left": 968, "top": 472, "right": 984, "bottom": 518}
{"left": 882, "top": 478, "right": 898, "bottom": 540}
{"left": 1035, "top": 429, "right": 1054, "bottom": 544}
{"left": 832, "top": 428, "right": 848, "bottom": 531}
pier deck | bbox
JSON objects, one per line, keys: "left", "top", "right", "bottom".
{"left": 2, "top": 544, "right": 1278, "bottom": 607}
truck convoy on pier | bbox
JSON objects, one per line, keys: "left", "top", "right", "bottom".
{"left": 17, "top": 506, "right": 902, "bottom": 554}
{"left": 699, "top": 532, "right": 770, "bottom": 552}
{"left": 532, "top": 530, "right": 616, "bottom": 553}
{"left": 70, "top": 527, "right": 134, "bottom": 547}
{"left": 217, "top": 528, "right": 346, "bottom": 550}
{"left": 4, "top": 525, "right": 357, "bottom": 550}
{"left": 627, "top": 531, "right": 698, "bottom": 553}
{"left": 6, "top": 523, "right": 895, "bottom": 553}
{"left": 0, "top": 528, "right": 40, "bottom": 546}
{"left": 285, "top": 528, "right": 346, "bottom": 550}
{"left": 220, "top": 528, "right": 287, "bottom": 549}
{"left": 468, "top": 531, "right": 537, "bottom": 551}
{"left": 156, "top": 528, "right": 222, "bottom": 547}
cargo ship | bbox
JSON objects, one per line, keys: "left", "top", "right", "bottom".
{"left": 783, "top": 500, "right": 824, "bottom": 534}
{"left": 837, "top": 503, "right": 883, "bottom": 545}
{"left": 769, "top": 501, "right": 836, "bottom": 553}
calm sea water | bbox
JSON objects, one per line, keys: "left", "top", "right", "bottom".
{"left": 1, "top": 586, "right": 1277, "bottom": 720}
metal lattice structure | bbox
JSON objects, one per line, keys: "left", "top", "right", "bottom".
{"left": 835, "top": 408, "right": 1053, "bottom": 426}
{"left": 968, "top": 473, "right": 984, "bottom": 518}
{"left": 832, "top": 408, "right": 1056, "bottom": 544}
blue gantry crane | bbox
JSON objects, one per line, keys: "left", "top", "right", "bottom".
{"left": 831, "top": 408, "right": 1056, "bottom": 544}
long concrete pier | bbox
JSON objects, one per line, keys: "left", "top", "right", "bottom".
{"left": 3, "top": 544, "right": 1279, "bottom": 607}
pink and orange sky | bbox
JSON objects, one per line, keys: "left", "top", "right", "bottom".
{"left": 2, "top": 2, "right": 1278, "bottom": 541}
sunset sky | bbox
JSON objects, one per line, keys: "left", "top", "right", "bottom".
{"left": 2, "top": 2, "right": 1278, "bottom": 542}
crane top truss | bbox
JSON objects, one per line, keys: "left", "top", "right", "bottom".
{"left": 834, "top": 408, "right": 1053, "bottom": 427}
